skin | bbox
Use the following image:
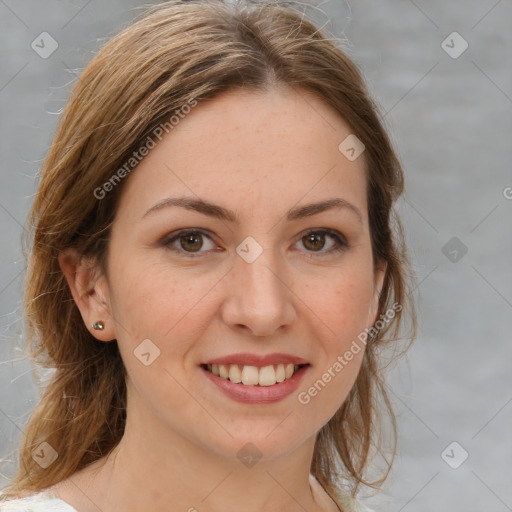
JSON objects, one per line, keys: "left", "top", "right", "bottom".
{"left": 56, "top": 85, "right": 386, "bottom": 512}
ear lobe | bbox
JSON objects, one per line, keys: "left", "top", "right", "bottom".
{"left": 58, "top": 248, "right": 116, "bottom": 342}
{"left": 368, "top": 261, "right": 387, "bottom": 327}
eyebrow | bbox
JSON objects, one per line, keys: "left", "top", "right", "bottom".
{"left": 142, "top": 196, "right": 363, "bottom": 224}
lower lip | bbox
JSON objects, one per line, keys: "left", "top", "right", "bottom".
{"left": 200, "top": 365, "right": 310, "bottom": 404}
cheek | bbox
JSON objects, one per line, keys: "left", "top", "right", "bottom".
{"left": 106, "top": 261, "right": 211, "bottom": 411}
{"left": 108, "top": 259, "right": 217, "bottom": 351}
{"left": 298, "top": 266, "right": 374, "bottom": 344}
{"left": 292, "top": 261, "right": 373, "bottom": 414}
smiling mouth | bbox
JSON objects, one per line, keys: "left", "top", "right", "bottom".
{"left": 200, "top": 363, "right": 309, "bottom": 386}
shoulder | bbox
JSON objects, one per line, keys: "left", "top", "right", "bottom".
{"left": 309, "top": 473, "right": 375, "bottom": 512}
{"left": 0, "top": 491, "right": 78, "bottom": 512}
{"left": 335, "top": 491, "right": 376, "bottom": 512}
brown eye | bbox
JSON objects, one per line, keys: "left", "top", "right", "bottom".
{"left": 302, "top": 232, "right": 326, "bottom": 251}
{"left": 163, "top": 229, "right": 216, "bottom": 257}
{"left": 297, "top": 229, "right": 348, "bottom": 256}
{"left": 179, "top": 232, "right": 203, "bottom": 252}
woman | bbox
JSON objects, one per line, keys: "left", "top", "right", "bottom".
{"left": 0, "top": 0, "right": 416, "bottom": 510}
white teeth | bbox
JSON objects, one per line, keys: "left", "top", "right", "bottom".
{"left": 241, "top": 366, "right": 259, "bottom": 385}
{"left": 228, "top": 364, "right": 242, "bottom": 383}
{"left": 219, "top": 364, "right": 229, "bottom": 379}
{"left": 205, "top": 362, "right": 303, "bottom": 386}
{"left": 275, "top": 364, "right": 286, "bottom": 383}
{"left": 258, "top": 365, "right": 277, "bottom": 386}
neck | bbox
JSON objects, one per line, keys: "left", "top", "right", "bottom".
{"left": 52, "top": 391, "right": 336, "bottom": 512}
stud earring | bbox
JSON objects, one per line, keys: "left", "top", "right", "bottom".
{"left": 92, "top": 321, "right": 105, "bottom": 330}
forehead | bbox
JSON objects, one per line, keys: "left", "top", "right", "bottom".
{"left": 115, "top": 86, "right": 368, "bottom": 224}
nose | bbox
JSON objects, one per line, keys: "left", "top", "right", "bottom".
{"left": 220, "top": 247, "right": 297, "bottom": 337}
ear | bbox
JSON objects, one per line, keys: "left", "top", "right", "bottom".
{"left": 367, "top": 260, "right": 387, "bottom": 327}
{"left": 58, "top": 248, "right": 116, "bottom": 342}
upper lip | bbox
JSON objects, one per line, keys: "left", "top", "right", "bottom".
{"left": 202, "top": 352, "right": 310, "bottom": 367}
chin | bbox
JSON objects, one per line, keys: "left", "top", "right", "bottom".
{"left": 200, "top": 425, "right": 311, "bottom": 463}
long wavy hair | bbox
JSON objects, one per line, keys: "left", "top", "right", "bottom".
{"left": 1, "top": 0, "right": 416, "bottom": 502}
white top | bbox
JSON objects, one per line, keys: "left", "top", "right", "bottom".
{"left": 0, "top": 480, "right": 374, "bottom": 512}
{"left": 0, "top": 491, "right": 77, "bottom": 511}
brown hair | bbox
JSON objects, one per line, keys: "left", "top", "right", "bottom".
{"left": 1, "top": 0, "right": 416, "bottom": 503}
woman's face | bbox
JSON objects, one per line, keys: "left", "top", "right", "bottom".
{"left": 90, "top": 86, "right": 385, "bottom": 461}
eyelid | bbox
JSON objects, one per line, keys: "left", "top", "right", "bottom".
{"left": 161, "top": 227, "right": 348, "bottom": 257}
{"left": 294, "top": 228, "right": 348, "bottom": 255}
{"left": 160, "top": 228, "right": 218, "bottom": 258}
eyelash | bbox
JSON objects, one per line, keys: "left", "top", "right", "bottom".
{"left": 161, "top": 228, "right": 348, "bottom": 258}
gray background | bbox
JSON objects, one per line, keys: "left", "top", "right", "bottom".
{"left": 1, "top": 1, "right": 511, "bottom": 511}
